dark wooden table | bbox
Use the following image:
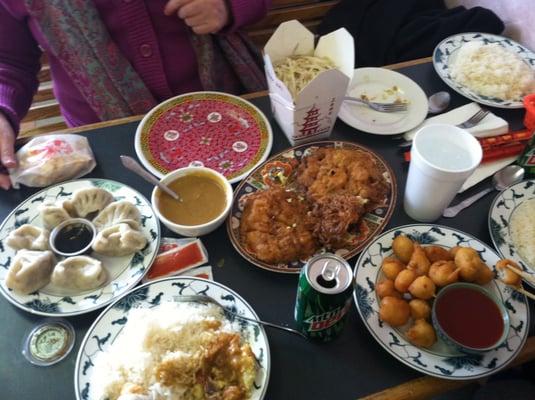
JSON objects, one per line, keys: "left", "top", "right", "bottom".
{"left": 0, "top": 61, "right": 532, "bottom": 400}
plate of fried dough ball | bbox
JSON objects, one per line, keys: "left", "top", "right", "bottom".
{"left": 354, "top": 224, "right": 530, "bottom": 380}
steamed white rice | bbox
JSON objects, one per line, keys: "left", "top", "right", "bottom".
{"left": 450, "top": 41, "right": 535, "bottom": 101}
{"left": 510, "top": 198, "right": 535, "bottom": 267}
{"left": 90, "top": 302, "right": 251, "bottom": 400}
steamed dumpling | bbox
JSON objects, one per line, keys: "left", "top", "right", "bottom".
{"left": 5, "top": 250, "right": 56, "bottom": 294}
{"left": 63, "top": 188, "right": 114, "bottom": 219}
{"left": 6, "top": 224, "right": 50, "bottom": 251}
{"left": 40, "top": 202, "right": 71, "bottom": 229}
{"left": 93, "top": 201, "right": 141, "bottom": 231}
{"left": 51, "top": 256, "right": 107, "bottom": 290}
{"left": 92, "top": 223, "right": 147, "bottom": 256}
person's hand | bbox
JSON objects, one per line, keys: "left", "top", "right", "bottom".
{"left": 0, "top": 112, "right": 16, "bottom": 190}
{"left": 164, "top": 0, "right": 230, "bottom": 34}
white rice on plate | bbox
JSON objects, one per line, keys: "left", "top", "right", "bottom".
{"left": 90, "top": 302, "right": 257, "bottom": 400}
{"left": 450, "top": 41, "right": 535, "bottom": 101}
{"left": 510, "top": 198, "right": 535, "bottom": 268}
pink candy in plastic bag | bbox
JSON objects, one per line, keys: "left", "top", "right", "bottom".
{"left": 9, "top": 134, "right": 96, "bottom": 189}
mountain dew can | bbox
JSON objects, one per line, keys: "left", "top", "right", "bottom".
{"left": 294, "top": 253, "right": 354, "bottom": 341}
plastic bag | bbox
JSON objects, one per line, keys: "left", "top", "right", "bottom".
{"left": 9, "top": 134, "right": 96, "bottom": 189}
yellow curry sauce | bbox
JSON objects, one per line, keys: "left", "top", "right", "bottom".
{"left": 156, "top": 172, "right": 227, "bottom": 226}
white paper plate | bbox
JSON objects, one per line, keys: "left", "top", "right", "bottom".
{"left": 433, "top": 33, "right": 535, "bottom": 109}
{"left": 354, "top": 224, "right": 529, "bottom": 380}
{"left": 338, "top": 68, "right": 428, "bottom": 135}
{"left": 0, "top": 179, "right": 160, "bottom": 317}
{"left": 75, "top": 277, "right": 270, "bottom": 400}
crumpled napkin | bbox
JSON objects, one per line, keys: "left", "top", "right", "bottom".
{"left": 403, "top": 102, "right": 509, "bottom": 141}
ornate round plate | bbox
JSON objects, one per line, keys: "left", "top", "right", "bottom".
{"left": 433, "top": 33, "right": 535, "bottom": 109}
{"left": 354, "top": 224, "right": 529, "bottom": 380}
{"left": 0, "top": 179, "right": 160, "bottom": 317}
{"left": 489, "top": 179, "right": 535, "bottom": 288}
{"left": 135, "top": 91, "right": 273, "bottom": 183}
{"left": 338, "top": 68, "right": 428, "bottom": 135}
{"left": 75, "top": 277, "right": 270, "bottom": 400}
{"left": 227, "top": 141, "right": 397, "bottom": 273}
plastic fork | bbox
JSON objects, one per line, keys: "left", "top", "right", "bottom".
{"left": 175, "top": 295, "right": 307, "bottom": 339}
{"left": 397, "top": 109, "right": 490, "bottom": 148}
{"left": 343, "top": 96, "right": 409, "bottom": 113}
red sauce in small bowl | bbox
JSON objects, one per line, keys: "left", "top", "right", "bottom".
{"left": 435, "top": 287, "right": 504, "bottom": 349}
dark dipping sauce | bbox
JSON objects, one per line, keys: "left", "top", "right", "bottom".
{"left": 54, "top": 223, "right": 93, "bottom": 254}
{"left": 435, "top": 287, "right": 504, "bottom": 349}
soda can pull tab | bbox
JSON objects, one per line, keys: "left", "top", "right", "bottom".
{"left": 321, "top": 260, "right": 340, "bottom": 281}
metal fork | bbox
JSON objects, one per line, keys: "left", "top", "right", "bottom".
{"left": 343, "top": 96, "right": 409, "bottom": 113}
{"left": 397, "top": 109, "right": 490, "bottom": 147}
{"left": 176, "top": 295, "right": 307, "bottom": 339}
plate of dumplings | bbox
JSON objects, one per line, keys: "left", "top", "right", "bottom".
{"left": 0, "top": 179, "right": 160, "bottom": 316}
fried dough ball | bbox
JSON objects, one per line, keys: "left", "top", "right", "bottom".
{"left": 450, "top": 246, "right": 462, "bottom": 258}
{"left": 409, "top": 299, "right": 431, "bottom": 320}
{"left": 394, "top": 269, "right": 417, "bottom": 293}
{"left": 406, "top": 319, "right": 437, "bottom": 348}
{"left": 424, "top": 246, "right": 453, "bottom": 263}
{"left": 455, "top": 247, "right": 482, "bottom": 282}
{"left": 428, "top": 260, "right": 459, "bottom": 287}
{"left": 382, "top": 257, "right": 405, "bottom": 280}
{"left": 496, "top": 259, "right": 522, "bottom": 287}
{"left": 474, "top": 263, "right": 495, "bottom": 285}
{"left": 376, "top": 279, "right": 402, "bottom": 299}
{"left": 379, "top": 296, "right": 410, "bottom": 327}
{"left": 392, "top": 235, "right": 414, "bottom": 263}
{"left": 408, "top": 276, "right": 436, "bottom": 300}
{"left": 407, "top": 244, "right": 431, "bottom": 276}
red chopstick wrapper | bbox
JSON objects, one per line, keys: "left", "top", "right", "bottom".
{"left": 403, "top": 129, "right": 533, "bottom": 163}
{"left": 145, "top": 238, "right": 208, "bottom": 281}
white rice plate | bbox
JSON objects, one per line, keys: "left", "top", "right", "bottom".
{"left": 510, "top": 198, "right": 535, "bottom": 267}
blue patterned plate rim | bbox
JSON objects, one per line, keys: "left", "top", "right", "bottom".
{"left": 74, "top": 276, "right": 271, "bottom": 400}
{"left": 353, "top": 223, "right": 530, "bottom": 380}
{"left": 0, "top": 178, "right": 161, "bottom": 317}
{"left": 433, "top": 32, "right": 535, "bottom": 109}
{"left": 488, "top": 179, "right": 535, "bottom": 288}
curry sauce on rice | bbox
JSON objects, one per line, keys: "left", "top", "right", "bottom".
{"left": 239, "top": 148, "right": 389, "bottom": 264}
{"left": 90, "top": 302, "right": 257, "bottom": 400}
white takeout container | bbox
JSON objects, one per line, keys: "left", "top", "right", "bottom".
{"left": 263, "top": 20, "right": 354, "bottom": 145}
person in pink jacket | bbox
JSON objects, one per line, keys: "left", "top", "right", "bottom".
{"left": 0, "top": 0, "right": 270, "bottom": 189}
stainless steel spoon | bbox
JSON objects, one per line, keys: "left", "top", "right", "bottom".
{"left": 177, "top": 294, "right": 307, "bottom": 339}
{"left": 428, "top": 91, "right": 451, "bottom": 114}
{"left": 442, "top": 165, "right": 525, "bottom": 218}
{"left": 120, "top": 155, "right": 180, "bottom": 201}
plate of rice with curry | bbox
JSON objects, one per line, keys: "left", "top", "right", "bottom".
{"left": 227, "top": 141, "right": 397, "bottom": 273}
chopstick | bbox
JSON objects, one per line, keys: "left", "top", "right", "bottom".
{"left": 503, "top": 263, "right": 535, "bottom": 301}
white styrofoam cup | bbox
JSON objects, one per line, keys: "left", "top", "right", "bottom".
{"left": 404, "top": 124, "right": 482, "bottom": 222}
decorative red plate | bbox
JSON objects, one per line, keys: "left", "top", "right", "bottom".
{"left": 135, "top": 92, "right": 273, "bottom": 183}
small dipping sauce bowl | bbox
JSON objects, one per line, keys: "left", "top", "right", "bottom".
{"left": 432, "top": 282, "right": 510, "bottom": 354}
{"left": 49, "top": 218, "right": 96, "bottom": 257}
{"left": 151, "top": 167, "right": 233, "bottom": 237}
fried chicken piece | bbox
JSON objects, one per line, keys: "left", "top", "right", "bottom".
{"left": 311, "top": 193, "right": 366, "bottom": 248}
{"left": 240, "top": 187, "right": 317, "bottom": 264}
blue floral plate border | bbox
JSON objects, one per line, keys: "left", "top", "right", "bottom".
{"left": 354, "top": 224, "right": 529, "bottom": 380}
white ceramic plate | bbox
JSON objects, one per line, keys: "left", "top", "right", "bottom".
{"left": 338, "top": 68, "right": 428, "bottom": 135}
{"left": 0, "top": 179, "right": 160, "bottom": 317}
{"left": 433, "top": 33, "right": 535, "bottom": 109}
{"left": 354, "top": 224, "right": 529, "bottom": 380}
{"left": 489, "top": 179, "right": 535, "bottom": 288}
{"left": 75, "top": 277, "right": 270, "bottom": 400}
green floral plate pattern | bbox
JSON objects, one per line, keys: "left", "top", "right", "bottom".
{"left": 0, "top": 179, "right": 160, "bottom": 317}
{"left": 354, "top": 224, "right": 529, "bottom": 380}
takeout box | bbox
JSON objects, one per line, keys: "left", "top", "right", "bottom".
{"left": 263, "top": 20, "right": 354, "bottom": 145}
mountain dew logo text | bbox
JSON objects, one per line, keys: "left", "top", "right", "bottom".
{"left": 304, "top": 301, "right": 351, "bottom": 332}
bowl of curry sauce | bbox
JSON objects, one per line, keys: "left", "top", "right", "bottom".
{"left": 151, "top": 167, "right": 233, "bottom": 237}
